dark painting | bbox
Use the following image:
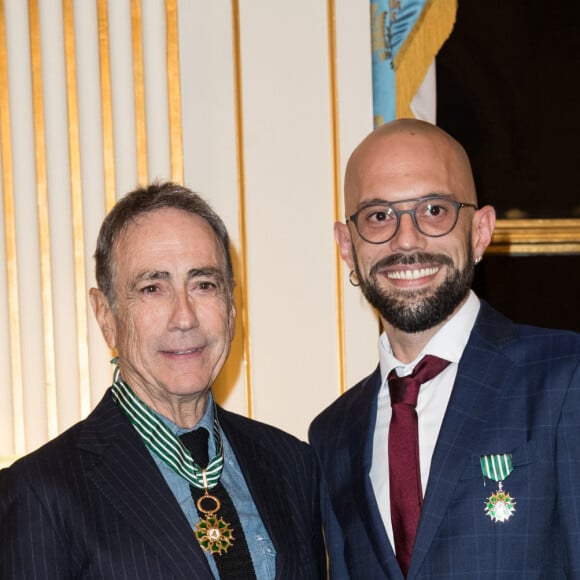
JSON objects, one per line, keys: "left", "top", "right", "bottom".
{"left": 437, "top": 0, "right": 580, "bottom": 331}
{"left": 437, "top": 0, "right": 580, "bottom": 220}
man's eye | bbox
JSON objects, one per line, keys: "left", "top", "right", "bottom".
{"left": 141, "top": 285, "right": 159, "bottom": 294}
{"left": 197, "top": 281, "right": 217, "bottom": 291}
{"left": 422, "top": 204, "right": 447, "bottom": 218}
{"left": 365, "top": 208, "right": 395, "bottom": 223}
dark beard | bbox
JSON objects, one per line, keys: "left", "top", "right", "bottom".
{"left": 355, "top": 248, "right": 474, "bottom": 333}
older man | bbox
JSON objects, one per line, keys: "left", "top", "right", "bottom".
{"left": 1, "top": 182, "right": 326, "bottom": 579}
{"left": 310, "top": 119, "right": 580, "bottom": 579}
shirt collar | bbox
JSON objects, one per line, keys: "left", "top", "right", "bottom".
{"left": 154, "top": 391, "right": 216, "bottom": 455}
{"left": 379, "top": 290, "right": 480, "bottom": 381}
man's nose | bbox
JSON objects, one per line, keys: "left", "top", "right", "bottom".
{"left": 169, "top": 291, "right": 198, "bottom": 331}
{"left": 389, "top": 211, "right": 426, "bottom": 252}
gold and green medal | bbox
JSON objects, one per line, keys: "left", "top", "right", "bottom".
{"left": 194, "top": 469, "right": 234, "bottom": 555}
{"left": 480, "top": 453, "right": 516, "bottom": 523}
{"left": 110, "top": 368, "right": 234, "bottom": 554}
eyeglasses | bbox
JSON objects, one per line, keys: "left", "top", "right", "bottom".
{"left": 347, "top": 195, "right": 478, "bottom": 245}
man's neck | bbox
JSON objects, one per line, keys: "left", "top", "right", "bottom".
{"left": 382, "top": 323, "right": 442, "bottom": 364}
{"left": 128, "top": 384, "right": 210, "bottom": 429}
{"left": 382, "top": 297, "right": 471, "bottom": 363}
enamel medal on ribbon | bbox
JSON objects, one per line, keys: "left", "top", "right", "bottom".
{"left": 194, "top": 471, "right": 234, "bottom": 555}
{"left": 110, "top": 371, "right": 235, "bottom": 553}
{"left": 480, "top": 453, "right": 516, "bottom": 523}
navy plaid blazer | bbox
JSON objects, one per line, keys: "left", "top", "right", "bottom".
{"left": 0, "top": 394, "right": 326, "bottom": 579}
{"left": 310, "top": 301, "right": 580, "bottom": 579}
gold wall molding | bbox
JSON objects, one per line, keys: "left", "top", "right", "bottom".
{"left": 166, "top": 0, "right": 183, "bottom": 184}
{"left": 230, "top": 0, "right": 253, "bottom": 419}
{"left": 97, "top": 0, "right": 116, "bottom": 211}
{"left": 63, "top": 0, "right": 91, "bottom": 419}
{"left": 0, "top": 0, "right": 25, "bottom": 454}
{"left": 326, "top": 0, "right": 346, "bottom": 395}
{"left": 131, "top": 0, "right": 147, "bottom": 185}
{"left": 30, "top": 0, "right": 58, "bottom": 439}
{"left": 0, "top": 1, "right": 433, "bottom": 448}
{"left": 489, "top": 219, "right": 580, "bottom": 255}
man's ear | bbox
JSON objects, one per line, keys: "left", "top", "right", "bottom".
{"left": 89, "top": 288, "right": 117, "bottom": 350}
{"left": 228, "top": 301, "right": 236, "bottom": 340}
{"left": 334, "top": 221, "right": 355, "bottom": 271}
{"left": 471, "top": 205, "right": 496, "bottom": 260}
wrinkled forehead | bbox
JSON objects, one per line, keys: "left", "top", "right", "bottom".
{"left": 110, "top": 208, "right": 227, "bottom": 281}
{"left": 344, "top": 130, "right": 476, "bottom": 215}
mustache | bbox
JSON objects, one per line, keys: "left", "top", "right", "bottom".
{"left": 369, "top": 253, "right": 453, "bottom": 278}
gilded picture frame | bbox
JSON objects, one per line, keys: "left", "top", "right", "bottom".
{"left": 488, "top": 219, "right": 580, "bottom": 255}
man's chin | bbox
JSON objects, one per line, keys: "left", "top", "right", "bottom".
{"left": 363, "top": 280, "right": 470, "bottom": 333}
{"left": 368, "top": 282, "right": 433, "bottom": 309}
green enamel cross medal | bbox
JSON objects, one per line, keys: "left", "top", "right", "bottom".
{"left": 195, "top": 491, "right": 234, "bottom": 555}
{"left": 110, "top": 375, "right": 235, "bottom": 554}
{"left": 480, "top": 453, "right": 516, "bottom": 523}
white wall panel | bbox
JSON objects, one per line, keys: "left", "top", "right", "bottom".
{"left": 178, "top": 0, "right": 245, "bottom": 415}
{"left": 142, "top": 0, "right": 170, "bottom": 182}
{"left": 334, "top": 0, "right": 380, "bottom": 389}
{"left": 94, "top": 0, "right": 137, "bottom": 405}
{"left": 0, "top": 170, "right": 11, "bottom": 453}
{"left": 107, "top": 0, "right": 139, "bottom": 195}
{"left": 238, "top": 0, "right": 338, "bottom": 438}
{"left": 0, "top": 0, "right": 378, "bottom": 462}
{"left": 5, "top": 0, "right": 48, "bottom": 451}
{"left": 39, "top": 0, "right": 80, "bottom": 433}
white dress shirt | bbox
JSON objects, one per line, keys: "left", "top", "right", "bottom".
{"left": 370, "top": 290, "right": 481, "bottom": 548}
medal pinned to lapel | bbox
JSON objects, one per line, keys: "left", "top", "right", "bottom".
{"left": 480, "top": 453, "right": 516, "bottom": 523}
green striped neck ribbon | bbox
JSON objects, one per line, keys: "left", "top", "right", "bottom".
{"left": 110, "top": 366, "right": 224, "bottom": 491}
{"left": 480, "top": 453, "right": 513, "bottom": 482}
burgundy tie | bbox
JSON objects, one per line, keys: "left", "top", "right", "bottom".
{"left": 388, "top": 355, "right": 450, "bottom": 576}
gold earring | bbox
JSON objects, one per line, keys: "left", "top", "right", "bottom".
{"left": 348, "top": 270, "right": 360, "bottom": 287}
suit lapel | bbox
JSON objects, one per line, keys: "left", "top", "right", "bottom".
{"left": 409, "top": 303, "right": 518, "bottom": 578}
{"left": 348, "top": 368, "right": 404, "bottom": 578}
{"left": 218, "top": 410, "right": 293, "bottom": 575}
{"left": 79, "top": 393, "right": 212, "bottom": 579}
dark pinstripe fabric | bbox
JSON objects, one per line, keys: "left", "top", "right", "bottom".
{"left": 0, "top": 393, "right": 326, "bottom": 579}
{"left": 310, "top": 302, "right": 580, "bottom": 579}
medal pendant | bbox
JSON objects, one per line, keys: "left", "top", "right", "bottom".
{"left": 195, "top": 513, "right": 234, "bottom": 554}
{"left": 194, "top": 491, "right": 234, "bottom": 554}
{"left": 484, "top": 481, "right": 516, "bottom": 523}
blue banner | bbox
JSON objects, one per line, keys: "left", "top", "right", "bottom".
{"left": 371, "top": 0, "right": 427, "bottom": 125}
{"left": 371, "top": 0, "right": 457, "bottom": 125}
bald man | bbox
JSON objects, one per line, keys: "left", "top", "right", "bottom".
{"left": 309, "top": 119, "right": 580, "bottom": 579}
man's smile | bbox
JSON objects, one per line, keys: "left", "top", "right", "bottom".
{"left": 385, "top": 266, "right": 441, "bottom": 281}
{"left": 160, "top": 346, "right": 203, "bottom": 356}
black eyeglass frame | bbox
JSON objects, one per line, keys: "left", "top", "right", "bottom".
{"left": 346, "top": 195, "right": 478, "bottom": 245}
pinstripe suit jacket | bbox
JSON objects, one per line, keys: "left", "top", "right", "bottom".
{"left": 309, "top": 302, "right": 580, "bottom": 579}
{"left": 0, "top": 392, "right": 326, "bottom": 579}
